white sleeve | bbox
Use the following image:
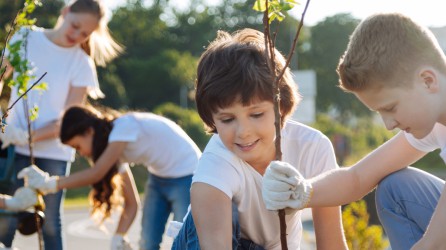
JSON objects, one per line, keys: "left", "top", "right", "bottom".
{"left": 192, "top": 152, "right": 241, "bottom": 199}
{"left": 108, "top": 116, "right": 139, "bottom": 143}
{"left": 404, "top": 129, "right": 440, "bottom": 153}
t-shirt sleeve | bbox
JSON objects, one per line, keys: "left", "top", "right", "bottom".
{"left": 404, "top": 129, "right": 439, "bottom": 153}
{"left": 192, "top": 152, "right": 241, "bottom": 199}
{"left": 108, "top": 116, "right": 139, "bottom": 143}
{"left": 70, "top": 56, "right": 104, "bottom": 99}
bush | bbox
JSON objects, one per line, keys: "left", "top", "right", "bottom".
{"left": 153, "top": 102, "right": 210, "bottom": 150}
{"left": 343, "top": 200, "right": 389, "bottom": 250}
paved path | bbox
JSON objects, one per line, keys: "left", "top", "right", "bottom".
{"left": 8, "top": 207, "right": 316, "bottom": 250}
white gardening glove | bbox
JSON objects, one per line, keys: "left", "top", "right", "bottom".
{"left": 111, "top": 234, "right": 132, "bottom": 250}
{"left": 3, "top": 187, "right": 38, "bottom": 211}
{"left": 0, "top": 125, "right": 28, "bottom": 149}
{"left": 17, "top": 165, "right": 58, "bottom": 195}
{"left": 262, "top": 161, "right": 313, "bottom": 212}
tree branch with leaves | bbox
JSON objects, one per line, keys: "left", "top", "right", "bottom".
{"left": 253, "top": 0, "right": 311, "bottom": 249}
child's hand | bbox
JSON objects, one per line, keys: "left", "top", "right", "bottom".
{"left": 111, "top": 234, "right": 132, "bottom": 250}
{"left": 17, "top": 165, "right": 58, "bottom": 194}
{"left": 3, "top": 187, "right": 38, "bottom": 211}
{"left": 262, "top": 161, "right": 313, "bottom": 212}
{"left": 0, "top": 125, "right": 28, "bottom": 149}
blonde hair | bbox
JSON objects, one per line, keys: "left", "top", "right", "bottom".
{"left": 337, "top": 12, "right": 446, "bottom": 92}
{"left": 58, "top": 0, "right": 123, "bottom": 66}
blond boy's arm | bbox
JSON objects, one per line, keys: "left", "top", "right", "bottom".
{"left": 308, "top": 132, "right": 426, "bottom": 207}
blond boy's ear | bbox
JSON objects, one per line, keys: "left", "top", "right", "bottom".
{"left": 419, "top": 68, "right": 439, "bottom": 92}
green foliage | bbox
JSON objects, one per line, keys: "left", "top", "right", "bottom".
{"left": 1, "top": 0, "right": 47, "bottom": 122}
{"left": 253, "top": 0, "right": 300, "bottom": 23}
{"left": 342, "top": 200, "right": 389, "bottom": 250}
{"left": 312, "top": 114, "right": 395, "bottom": 166}
{"left": 298, "top": 14, "right": 369, "bottom": 119}
{"left": 153, "top": 102, "right": 210, "bottom": 150}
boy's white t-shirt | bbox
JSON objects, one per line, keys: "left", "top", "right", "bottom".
{"left": 108, "top": 113, "right": 201, "bottom": 178}
{"left": 404, "top": 123, "right": 446, "bottom": 162}
{"left": 6, "top": 26, "right": 100, "bottom": 161}
{"left": 192, "top": 120, "right": 339, "bottom": 250}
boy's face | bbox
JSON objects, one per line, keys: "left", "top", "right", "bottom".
{"left": 354, "top": 80, "right": 438, "bottom": 139}
{"left": 212, "top": 99, "right": 277, "bottom": 172}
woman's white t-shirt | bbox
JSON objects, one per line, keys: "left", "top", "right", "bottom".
{"left": 192, "top": 120, "right": 338, "bottom": 250}
{"left": 6, "top": 26, "right": 100, "bottom": 161}
{"left": 108, "top": 113, "right": 201, "bottom": 178}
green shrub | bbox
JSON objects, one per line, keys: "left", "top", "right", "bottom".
{"left": 153, "top": 102, "right": 210, "bottom": 150}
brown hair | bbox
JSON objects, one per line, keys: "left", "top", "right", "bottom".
{"left": 59, "top": 0, "right": 123, "bottom": 66}
{"left": 60, "top": 105, "right": 122, "bottom": 221}
{"left": 337, "top": 12, "right": 446, "bottom": 92}
{"left": 195, "top": 28, "right": 300, "bottom": 133}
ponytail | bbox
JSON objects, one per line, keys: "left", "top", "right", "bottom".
{"left": 60, "top": 105, "right": 122, "bottom": 221}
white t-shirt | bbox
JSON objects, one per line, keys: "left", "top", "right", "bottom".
{"left": 108, "top": 113, "right": 201, "bottom": 178}
{"left": 192, "top": 120, "right": 338, "bottom": 250}
{"left": 405, "top": 123, "right": 446, "bottom": 163}
{"left": 6, "top": 26, "right": 100, "bottom": 161}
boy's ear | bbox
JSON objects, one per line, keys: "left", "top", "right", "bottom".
{"left": 420, "top": 69, "right": 439, "bottom": 92}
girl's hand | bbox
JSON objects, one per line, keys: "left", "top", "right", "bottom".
{"left": 17, "top": 165, "right": 58, "bottom": 194}
{"left": 262, "top": 161, "right": 313, "bottom": 212}
{"left": 111, "top": 234, "right": 132, "bottom": 250}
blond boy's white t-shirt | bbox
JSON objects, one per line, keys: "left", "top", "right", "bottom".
{"left": 6, "top": 26, "right": 100, "bottom": 162}
{"left": 192, "top": 120, "right": 339, "bottom": 250}
{"left": 404, "top": 123, "right": 446, "bottom": 162}
{"left": 108, "top": 113, "right": 201, "bottom": 178}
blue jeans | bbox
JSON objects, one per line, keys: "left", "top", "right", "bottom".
{"left": 171, "top": 204, "right": 265, "bottom": 250}
{"left": 140, "top": 174, "right": 192, "bottom": 250}
{"left": 375, "top": 167, "right": 444, "bottom": 250}
{"left": 0, "top": 153, "right": 70, "bottom": 250}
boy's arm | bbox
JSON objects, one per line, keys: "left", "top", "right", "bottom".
{"left": 115, "top": 165, "right": 140, "bottom": 235}
{"left": 309, "top": 132, "right": 426, "bottom": 207}
{"left": 191, "top": 182, "right": 233, "bottom": 250}
{"left": 312, "top": 206, "right": 348, "bottom": 250}
{"left": 411, "top": 186, "right": 446, "bottom": 249}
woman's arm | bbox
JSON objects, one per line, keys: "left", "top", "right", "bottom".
{"left": 31, "top": 86, "right": 87, "bottom": 142}
{"left": 115, "top": 165, "right": 140, "bottom": 235}
{"left": 312, "top": 206, "right": 348, "bottom": 250}
{"left": 309, "top": 133, "right": 426, "bottom": 207}
{"left": 191, "top": 182, "right": 233, "bottom": 250}
{"left": 57, "top": 141, "right": 128, "bottom": 190}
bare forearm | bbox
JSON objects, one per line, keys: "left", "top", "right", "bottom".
{"left": 57, "top": 167, "right": 104, "bottom": 190}
{"left": 309, "top": 167, "right": 372, "bottom": 207}
{"left": 116, "top": 203, "right": 138, "bottom": 234}
{"left": 32, "top": 121, "right": 60, "bottom": 142}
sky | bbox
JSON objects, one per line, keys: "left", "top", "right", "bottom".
{"left": 105, "top": 0, "right": 446, "bottom": 28}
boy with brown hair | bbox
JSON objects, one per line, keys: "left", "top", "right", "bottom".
{"left": 171, "top": 28, "right": 348, "bottom": 249}
{"left": 262, "top": 12, "right": 446, "bottom": 250}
